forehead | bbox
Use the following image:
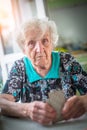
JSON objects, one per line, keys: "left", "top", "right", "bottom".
{"left": 24, "top": 26, "right": 50, "bottom": 42}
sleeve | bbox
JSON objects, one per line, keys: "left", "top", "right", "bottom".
{"left": 63, "top": 53, "right": 87, "bottom": 95}
{"left": 2, "top": 59, "right": 24, "bottom": 102}
{"left": 70, "top": 60, "right": 87, "bottom": 95}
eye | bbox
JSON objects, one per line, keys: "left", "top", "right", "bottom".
{"left": 42, "top": 38, "right": 49, "bottom": 46}
{"left": 27, "top": 40, "right": 35, "bottom": 48}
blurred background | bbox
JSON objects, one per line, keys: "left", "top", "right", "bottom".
{"left": 0, "top": 0, "right": 87, "bottom": 91}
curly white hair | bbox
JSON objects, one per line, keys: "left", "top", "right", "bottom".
{"left": 16, "top": 17, "right": 59, "bottom": 50}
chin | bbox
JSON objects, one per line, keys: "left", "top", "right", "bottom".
{"left": 35, "top": 61, "right": 46, "bottom": 67}
{"left": 36, "top": 63, "right": 44, "bottom": 67}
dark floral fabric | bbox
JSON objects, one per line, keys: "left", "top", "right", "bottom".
{"left": 2, "top": 52, "right": 87, "bottom": 102}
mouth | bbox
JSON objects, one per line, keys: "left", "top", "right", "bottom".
{"left": 35, "top": 56, "right": 46, "bottom": 60}
{"left": 35, "top": 54, "right": 46, "bottom": 58}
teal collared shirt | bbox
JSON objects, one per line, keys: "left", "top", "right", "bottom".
{"left": 23, "top": 51, "right": 60, "bottom": 83}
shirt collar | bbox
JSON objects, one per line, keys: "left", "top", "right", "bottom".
{"left": 23, "top": 51, "right": 60, "bottom": 83}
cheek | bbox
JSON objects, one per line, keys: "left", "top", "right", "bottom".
{"left": 26, "top": 49, "right": 35, "bottom": 60}
{"left": 47, "top": 47, "right": 52, "bottom": 56}
{"left": 24, "top": 47, "right": 31, "bottom": 57}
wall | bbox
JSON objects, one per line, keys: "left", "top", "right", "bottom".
{"left": 47, "top": 1, "right": 87, "bottom": 48}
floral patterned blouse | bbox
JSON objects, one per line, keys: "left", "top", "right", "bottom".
{"left": 2, "top": 52, "right": 87, "bottom": 102}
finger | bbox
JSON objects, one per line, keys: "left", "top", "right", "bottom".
{"left": 29, "top": 101, "right": 56, "bottom": 123}
{"left": 62, "top": 95, "right": 80, "bottom": 115}
{"left": 72, "top": 106, "right": 85, "bottom": 118}
{"left": 38, "top": 107, "right": 56, "bottom": 119}
{"left": 73, "top": 111, "right": 85, "bottom": 118}
{"left": 32, "top": 111, "right": 52, "bottom": 125}
{"left": 37, "top": 119, "right": 52, "bottom": 125}
{"left": 35, "top": 101, "right": 55, "bottom": 113}
{"left": 33, "top": 113, "right": 51, "bottom": 122}
{"left": 62, "top": 96, "right": 78, "bottom": 119}
{"left": 30, "top": 105, "right": 56, "bottom": 124}
{"left": 32, "top": 106, "right": 56, "bottom": 120}
{"left": 33, "top": 116, "right": 52, "bottom": 125}
{"left": 62, "top": 96, "right": 78, "bottom": 113}
{"left": 62, "top": 97, "right": 85, "bottom": 120}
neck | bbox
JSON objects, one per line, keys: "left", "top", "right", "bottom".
{"left": 33, "top": 63, "right": 51, "bottom": 77}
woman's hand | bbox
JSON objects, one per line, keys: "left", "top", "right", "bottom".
{"left": 62, "top": 95, "right": 86, "bottom": 120}
{"left": 24, "top": 101, "right": 57, "bottom": 125}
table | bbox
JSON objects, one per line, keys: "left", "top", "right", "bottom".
{"left": 0, "top": 114, "right": 87, "bottom": 130}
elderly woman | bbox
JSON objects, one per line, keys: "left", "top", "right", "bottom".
{"left": 2, "top": 18, "right": 87, "bottom": 125}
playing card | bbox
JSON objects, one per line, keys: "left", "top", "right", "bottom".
{"left": 46, "top": 90, "right": 66, "bottom": 122}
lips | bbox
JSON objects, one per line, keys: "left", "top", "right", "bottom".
{"left": 35, "top": 56, "right": 46, "bottom": 60}
{"left": 35, "top": 53, "right": 46, "bottom": 58}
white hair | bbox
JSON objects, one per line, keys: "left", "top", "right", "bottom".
{"left": 16, "top": 18, "right": 59, "bottom": 50}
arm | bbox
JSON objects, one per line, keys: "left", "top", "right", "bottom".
{"left": 2, "top": 59, "right": 24, "bottom": 102}
{"left": 0, "top": 94, "right": 15, "bottom": 101}
{"left": 1, "top": 60, "right": 28, "bottom": 117}
{"left": 0, "top": 94, "right": 24, "bottom": 117}
{"left": 81, "top": 94, "right": 87, "bottom": 111}
{"left": 61, "top": 53, "right": 87, "bottom": 120}
{"left": 0, "top": 94, "right": 15, "bottom": 115}
{"left": 1, "top": 98, "right": 27, "bottom": 118}
{"left": 1, "top": 60, "right": 57, "bottom": 125}
{"left": 1, "top": 97, "right": 57, "bottom": 125}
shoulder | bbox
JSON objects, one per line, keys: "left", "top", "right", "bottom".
{"left": 9, "top": 57, "right": 25, "bottom": 74}
{"left": 52, "top": 51, "right": 74, "bottom": 63}
{"left": 59, "top": 52, "right": 74, "bottom": 64}
{"left": 13, "top": 57, "right": 25, "bottom": 67}
{"left": 14, "top": 57, "right": 24, "bottom": 66}
{"left": 59, "top": 52, "right": 82, "bottom": 74}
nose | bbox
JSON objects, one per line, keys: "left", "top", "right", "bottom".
{"left": 35, "top": 41, "right": 44, "bottom": 53}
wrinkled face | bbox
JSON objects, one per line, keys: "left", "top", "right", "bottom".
{"left": 24, "top": 29, "right": 53, "bottom": 69}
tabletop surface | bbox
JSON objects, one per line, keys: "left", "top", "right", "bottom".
{"left": 0, "top": 114, "right": 87, "bottom": 130}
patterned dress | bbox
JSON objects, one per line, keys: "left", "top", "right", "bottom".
{"left": 2, "top": 52, "right": 87, "bottom": 102}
